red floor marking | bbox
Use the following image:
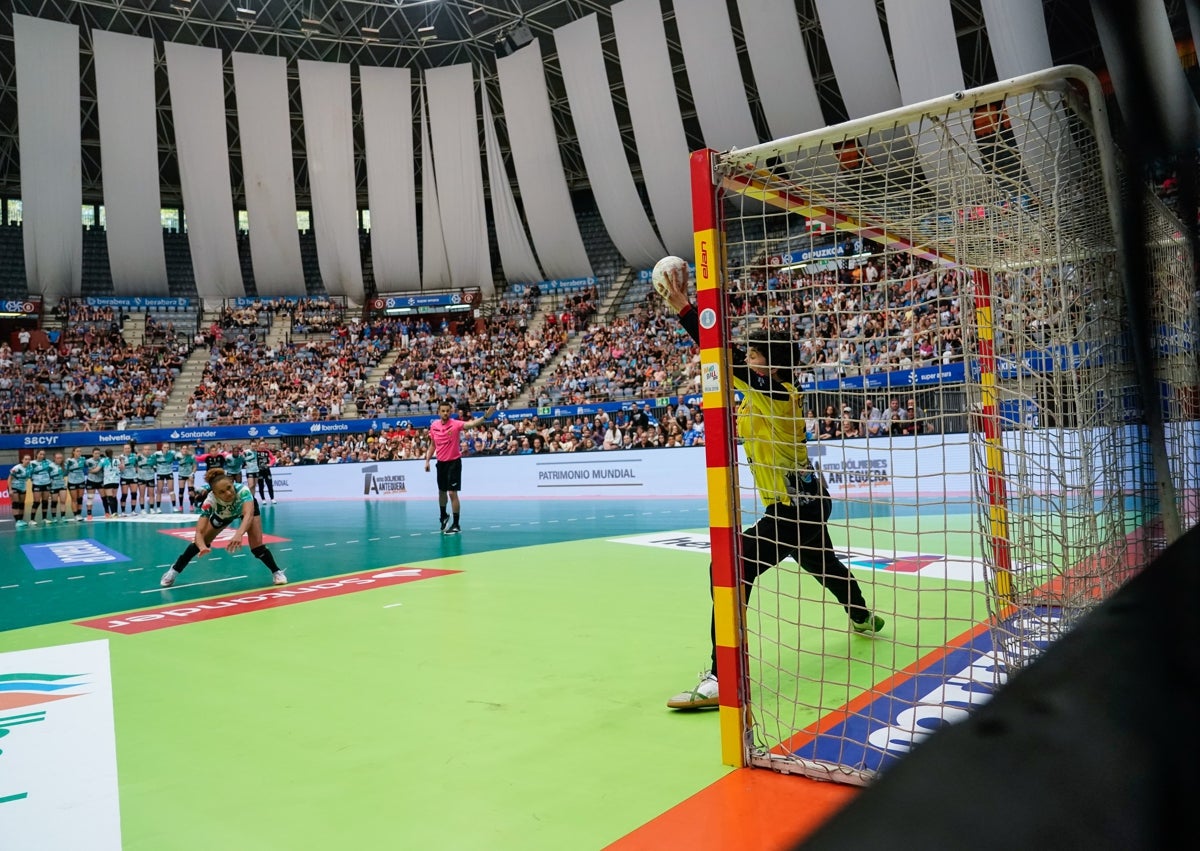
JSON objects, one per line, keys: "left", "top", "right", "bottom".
{"left": 604, "top": 767, "right": 858, "bottom": 851}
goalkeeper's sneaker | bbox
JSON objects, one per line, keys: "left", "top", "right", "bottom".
{"left": 852, "top": 614, "right": 886, "bottom": 635}
{"left": 667, "top": 671, "right": 719, "bottom": 710}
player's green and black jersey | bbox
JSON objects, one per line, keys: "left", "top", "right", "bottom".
{"left": 29, "top": 459, "right": 52, "bottom": 488}
{"left": 153, "top": 449, "right": 178, "bottom": 477}
{"left": 102, "top": 458, "right": 121, "bottom": 487}
{"left": 66, "top": 456, "right": 87, "bottom": 486}
{"left": 677, "top": 305, "right": 810, "bottom": 507}
{"left": 85, "top": 456, "right": 105, "bottom": 485}
{"left": 120, "top": 452, "right": 138, "bottom": 481}
{"left": 136, "top": 454, "right": 156, "bottom": 482}
{"left": 199, "top": 483, "right": 255, "bottom": 526}
{"left": 241, "top": 449, "right": 259, "bottom": 475}
{"left": 8, "top": 463, "right": 29, "bottom": 492}
{"left": 222, "top": 452, "right": 244, "bottom": 476}
{"left": 177, "top": 453, "right": 197, "bottom": 480}
{"left": 49, "top": 462, "right": 66, "bottom": 491}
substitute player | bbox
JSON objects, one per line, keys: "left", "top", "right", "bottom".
{"left": 152, "top": 442, "right": 179, "bottom": 513}
{"left": 176, "top": 444, "right": 199, "bottom": 511}
{"left": 84, "top": 447, "right": 105, "bottom": 520}
{"left": 135, "top": 444, "right": 156, "bottom": 513}
{"left": 424, "top": 399, "right": 496, "bottom": 535}
{"left": 118, "top": 442, "right": 139, "bottom": 515}
{"left": 48, "top": 452, "right": 68, "bottom": 523}
{"left": 241, "top": 443, "right": 259, "bottom": 497}
{"left": 223, "top": 444, "right": 245, "bottom": 484}
{"left": 159, "top": 467, "right": 286, "bottom": 588}
{"left": 66, "top": 447, "right": 87, "bottom": 521}
{"left": 8, "top": 453, "right": 31, "bottom": 528}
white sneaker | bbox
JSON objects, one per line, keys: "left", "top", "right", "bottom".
{"left": 160, "top": 568, "right": 180, "bottom": 588}
{"left": 667, "top": 670, "right": 719, "bottom": 710}
{"left": 271, "top": 571, "right": 288, "bottom": 586}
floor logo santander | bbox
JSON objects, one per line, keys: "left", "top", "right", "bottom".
{"left": 75, "top": 568, "right": 460, "bottom": 634}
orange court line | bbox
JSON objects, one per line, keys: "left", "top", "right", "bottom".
{"left": 605, "top": 767, "right": 858, "bottom": 851}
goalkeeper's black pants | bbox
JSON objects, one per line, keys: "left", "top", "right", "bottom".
{"left": 708, "top": 492, "right": 871, "bottom": 678}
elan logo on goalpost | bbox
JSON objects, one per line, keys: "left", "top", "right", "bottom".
{"left": 74, "top": 568, "right": 460, "bottom": 635}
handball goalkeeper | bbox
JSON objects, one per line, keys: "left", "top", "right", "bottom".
{"left": 652, "top": 258, "right": 885, "bottom": 710}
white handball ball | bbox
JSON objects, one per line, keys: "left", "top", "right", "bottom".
{"left": 652, "top": 255, "right": 689, "bottom": 301}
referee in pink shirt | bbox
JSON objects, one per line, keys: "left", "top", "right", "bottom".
{"left": 424, "top": 399, "right": 497, "bottom": 534}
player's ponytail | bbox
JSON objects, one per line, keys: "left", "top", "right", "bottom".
{"left": 205, "top": 468, "right": 230, "bottom": 487}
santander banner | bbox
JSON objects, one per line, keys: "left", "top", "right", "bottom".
{"left": 75, "top": 567, "right": 460, "bottom": 635}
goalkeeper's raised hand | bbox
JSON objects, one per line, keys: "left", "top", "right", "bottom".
{"left": 652, "top": 256, "right": 692, "bottom": 313}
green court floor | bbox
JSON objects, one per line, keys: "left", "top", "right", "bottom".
{"left": 0, "top": 498, "right": 982, "bottom": 850}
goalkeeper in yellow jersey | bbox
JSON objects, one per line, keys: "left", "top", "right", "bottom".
{"left": 654, "top": 260, "right": 884, "bottom": 710}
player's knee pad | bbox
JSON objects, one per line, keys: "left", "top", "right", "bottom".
{"left": 251, "top": 545, "right": 269, "bottom": 560}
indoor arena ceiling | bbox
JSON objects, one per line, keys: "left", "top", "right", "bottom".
{"left": 0, "top": 0, "right": 1192, "bottom": 208}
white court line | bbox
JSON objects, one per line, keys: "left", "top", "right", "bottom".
{"left": 35, "top": 580, "right": 52, "bottom": 585}
{"left": 98, "top": 571, "right": 115, "bottom": 576}
{"left": 368, "top": 537, "right": 381, "bottom": 542}
{"left": 345, "top": 539, "right": 359, "bottom": 543}
{"left": 302, "top": 545, "right": 316, "bottom": 549}
{"left": 324, "top": 542, "right": 338, "bottom": 547}
{"left": 67, "top": 576, "right": 85, "bottom": 581}
{"left": 383, "top": 603, "right": 403, "bottom": 609}
{"left": 2, "top": 584, "right": 19, "bottom": 590}
{"left": 140, "top": 575, "right": 247, "bottom": 593}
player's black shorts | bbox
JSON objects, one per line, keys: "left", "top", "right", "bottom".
{"left": 33, "top": 483, "right": 50, "bottom": 493}
{"left": 435, "top": 458, "right": 463, "bottom": 493}
{"left": 51, "top": 485, "right": 64, "bottom": 494}
{"left": 86, "top": 480, "right": 104, "bottom": 490}
{"left": 157, "top": 474, "right": 174, "bottom": 482}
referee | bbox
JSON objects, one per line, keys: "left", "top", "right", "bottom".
{"left": 423, "top": 399, "right": 496, "bottom": 535}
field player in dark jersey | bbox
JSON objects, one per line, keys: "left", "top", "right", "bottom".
{"left": 654, "top": 261, "right": 884, "bottom": 710}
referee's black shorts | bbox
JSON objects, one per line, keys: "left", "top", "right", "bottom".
{"left": 435, "top": 458, "right": 463, "bottom": 493}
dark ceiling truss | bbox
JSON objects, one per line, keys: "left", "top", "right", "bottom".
{"left": 0, "top": 0, "right": 1192, "bottom": 216}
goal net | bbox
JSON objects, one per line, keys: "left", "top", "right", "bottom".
{"left": 691, "top": 65, "right": 1199, "bottom": 783}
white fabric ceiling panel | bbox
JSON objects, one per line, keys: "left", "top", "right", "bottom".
{"left": 981, "top": 0, "right": 1053, "bottom": 78}
{"left": 425, "top": 64, "right": 494, "bottom": 293}
{"left": 555, "top": 14, "right": 664, "bottom": 271}
{"left": 360, "top": 65, "right": 421, "bottom": 292}
{"left": 611, "top": 0, "right": 694, "bottom": 259}
{"left": 481, "top": 86, "right": 543, "bottom": 284}
{"left": 813, "top": 0, "right": 902, "bottom": 120}
{"left": 736, "top": 0, "right": 825, "bottom": 139}
{"left": 297, "top": 59, "right": 364, "bottom": 304}
{"left": 419, "top": 93, "right": 451, "bottom": 290}
{"left": 231, "top": 51, "right": 305, "bottom": 297}
{"left": 673, "top": 0, "right": 758, "bottom": 150}
{"left": 496, "top": 41, "right": 592, "bottom": 280}
{"left": 14, "top": 15, "right": 82, "bottom": 299}
{"left": 164, "top": 41, "right": 245, "bottom": 298}
{"left": 93, "top": 29, "right": 168, "bottom": 295}
{"left": 884, "top": 0, "right": 964, "bottom": 104}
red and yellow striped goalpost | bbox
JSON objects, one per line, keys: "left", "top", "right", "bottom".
{"left": 690, "top": 148, "right": 747, "bottom": 767}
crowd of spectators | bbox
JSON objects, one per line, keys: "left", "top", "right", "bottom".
{"left": 1, "top": 241, "right": 1047, "bottom": 441}
{"left": 234, "top": 399, "right": 708, "bottom": 465}
{"left": 0, "top": 303, "right": 191, "bottom": 432}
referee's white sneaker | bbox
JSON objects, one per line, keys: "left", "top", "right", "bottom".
{"left": 667, "top": 670, "right": 719, "bottom": 710}
{"left": 160, "top": 568, "right": 179, "bottom": 588}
